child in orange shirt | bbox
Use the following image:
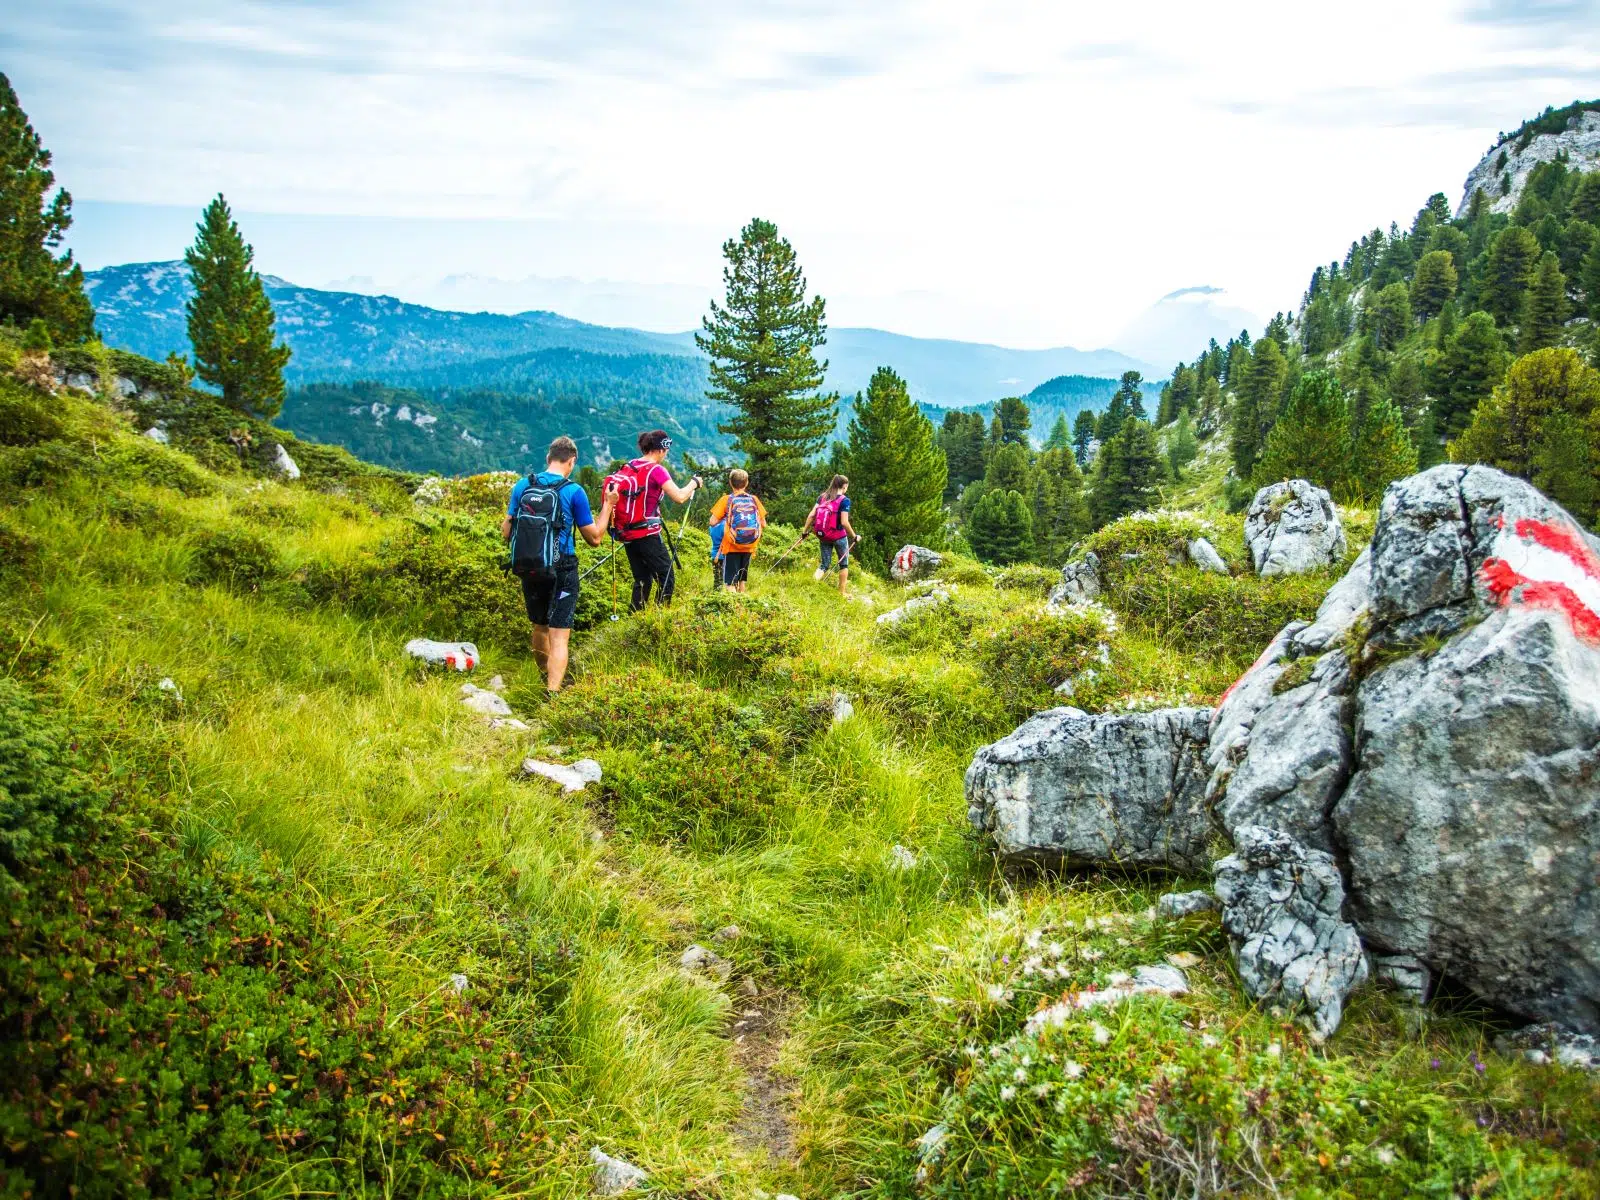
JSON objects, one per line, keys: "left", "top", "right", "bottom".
{"left": 707, "top": 468, "right": 767, "bottom": 592}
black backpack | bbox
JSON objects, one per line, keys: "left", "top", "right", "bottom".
{"left": 509, "top": 477, "right": 574, "bottom": 581}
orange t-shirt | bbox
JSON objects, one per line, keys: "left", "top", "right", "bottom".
{"left": 709, "top": 492, "right": 767, "bottom": 554}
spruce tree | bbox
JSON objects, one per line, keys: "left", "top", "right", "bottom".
{"left": 967, "top": 488, "right": 1034, "bottom": 564}
{"left": 0, "top": 73, "right": 93, "bottom": 343}
{"left": 1029, "top": 447, "right": 1089, "bottom": 563}
{"left": 843, "top": 366, "right": 948, "bottom": 568}
{"left": 1072, "top": 410, "right": 1097, "bottom": 467}
{"left": 1365, "top": 282, "right": 1412, "bottom": 350}
{"left": 1482, "top": 226, "right": 1542, "bottom": 327}
{"left": 1093, "top": 418, "right": 1161, "bottom": 526}
{"left": 184, "top": 195, "right": 292, "bottom": 417}
{"left": 1043, "top": 413, "right": 1073, "bottom": 451}
{"left": 1352, "top": 396, "right": 1419, "bottom": 501}
{"left": 1519, "top": 252, "right": 1570, "bottom": 354}
{"left": 1584, "top": 240, "right": 1600, "bottom": 323}
{"left": 1572, "top": 173, "right": 1600, "bottom": 225}
{"left": 938, "top": 410, "right": 987, "bottom": 497}
{"left": 1409, "top": 249, "right": 1458, "bottom": 322}
{"left": 698, "top": 217, "right": 836, "bottom": 498}
{"left": 1166, "top": 410, "right": 1198, "bottom": 478}
{"left": 1430, "top": 312, "right": 1508, "bottom": 440}
{"left": 983, "top": 441, "right": 1032, "bottom": 493}
{"left": 995, "top": 396, "right": 1032, "bottom": 445}
{"left": 1253, "top": 370, "right": 1351, "bottom": 493}
{"left": 1230, "top": 336, "right": 1287, "bottom": 479}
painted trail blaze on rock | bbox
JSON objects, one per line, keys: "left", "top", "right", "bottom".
{"left": 1480, "top": 514, "right": 1600, "bottom": 642}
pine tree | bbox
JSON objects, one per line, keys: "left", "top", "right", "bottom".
{"left": 1072, "top": 409, "right": 1097, "bottom": 467}
{"left": 1166, "top": 410, "right": 1198, "bottom": 478}
{"left": 1452, "top": 347, "right": 1600, "bottom": 524}
{"left": 697, "top": 218, "right": 836, "bottom": 498}
{"left": 1352, "top": 396, "right": 1419, "bottom": 501}
{"left": 843, "top": 366, "right": 948, "bottom": 568}
{"left": 1572, "top": 173, "right": 1600, "bottom": 225}
{"left": 1093, "top": 418, "right": 1161, "bottom": 526}
{"left": 938, "top": 410, "right": 987, "bottom": 498}
{"left": 0, "top": 73, "right": 93, "bottom": 343}
{"left": 1584, "top": 240, "right": 1600, "bottom": 322}
{"left": 984, "top": 441, "right": 1032, "bottom": 493}
{"left": 1043, "top": 413, "right": 1073, "bottom": 451}
{"left": 1230, "top": 336, "right": 1287, "bottom": 479}
{"left": 1029, "top": 448, "right": 1089, "bottom": 563}
{"left": 967, "top": 488, "right": 1034, "bottom": 564}
{"left": 995, "top": 396, "right": 1032, "bottom": 445}
{"left": 1518, "top": 252, "right": 1570, "bottom": 354}
{"left": 1410, "top": 249, "right": 1458, "bottom": 322}
{"left": 1482, "top": 226, "right": 1542, "bottom": 327}
{"left": 1365, "top": 282, "right": 1412, "bottom": 350}
{"left": 184, "top": 195, "right": 292, "bottom": 417}
{"left": 1253, "top": 370, "right": 1351, "bottom": 493}
{"left": 1431, "top": 312, "right": 1509, "bottom": 440}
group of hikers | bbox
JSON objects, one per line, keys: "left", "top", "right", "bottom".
{"left": 502, "top": 429, "right": 861, "bottom": 693}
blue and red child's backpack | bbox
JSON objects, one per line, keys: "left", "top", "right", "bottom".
{"left": 726, "top": 493, "right": 761, "bottom": 546}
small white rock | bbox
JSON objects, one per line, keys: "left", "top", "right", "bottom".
{"left": 270, "top": 442, "right": 301, "bottom": 480}
{"left": 589, "top": 1146, "right": 647, "bottom": 1196}
{"left": 143, "top": 425, "right": 170, "bottom": 444}
{"left": 521, "top": 758, "right": 603, "bottom": 793}
{"left": 486, "top": 716, "right": 530, "bottom": 732}
{"left": 461, "top": 689, "right": 512, "bottom": 717}
{"left": 831, "top": 691, "right": 854, "bottom": 724}
{"left": 404, "top": 639, "right": 478, "bottom": 670}
{"left": 448, "top": 973, "right": 468, "bottom": 993}
{"left": 486, "top": 674, "right": 506, "bottom": 692}
{"left": 711, "top": 924, "right": 741, "bottom": 943}
{"left": 680, "top": 943, "right": 732, "bottom": 981}
{"left": 156, "top": 677, "right": 183, "bottom": 703}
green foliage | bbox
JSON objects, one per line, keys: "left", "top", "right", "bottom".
{"left": 967, "top": 488, "right": 1034, "bottom": 564}
{"left": 843, "top": 366, "right": 948, "bottom": 569}
{"left": 992, "top": 562, "right": 1058, "bottom": 593}
{"left": 938, "top": 410, "right": 988, "bottom": 498}
{"left": 1519, "top": 251, "right": 1570, "bottom": 354}
{"left": 1364, "top": 281, "right": 1413, "bottom": 350}
{"left": 0, "top": 374, "right": 63, "bottom": 446}
{"left": 975, "top": 604, "right": 1117, "bottom": 717}
{"left": 1028, "top": 447, "right": 1090, "bottom": 563}
{"left": 1352, "top": 395, "right": 1420, "bottom": 501}
{"left": 1483, "top": 225, "right": 1542, "bottom": 327}
{"left": 1164, "top": 410, "right": 1198, "bottom": 478}
{"left": 606, "top": 589, "right": 802, "bottom": 681}
{"left": 1431, "top": 311, "right": 1510, "bottom": 441}
{"left": 1409, "top": 248, "right": 1458, "bottom": 320}
{"left": 1253, "top": 370, "right": 1351, "bottom": 494}
{"left": 1229, "top": 336, "right": 1287, "bottom": 479}
{"left": 0, "top": 74, "right": 93, "bottom": 344}
{"left": 697, "top": 217, "right": 835, "bottom": 500}
{"left": 1452, "top": 346, "right": 1600, "bottom": 523}
{"left": 994, "top": 396, "right": 1031, "bottom": 445}
{"left": 1071, "top": 409, "right": 1097, "bottom": 467}
{"left": 1042, "top": 413, "right": 1072, "bottom": 451}
{"left": 0, "top": 679, "right": 90, "bottom": 886}
{"left": 184, "top": 196, "right": 292, "bottom": 417}
{"left": 1092, "top": 418, "right": 1162, "bottom": 527}
{"left": 187, "top": 525, "right": 281, "bottom": 592}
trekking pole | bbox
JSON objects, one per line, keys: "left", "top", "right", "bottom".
{"left": 579, "top": 548, "right": 616, "bottom": 583}
{"left": 762, "top": 531, "right": 809, "bottom": 576}
{"left": 677, "top": 488, "right": 697, "bottom": 539}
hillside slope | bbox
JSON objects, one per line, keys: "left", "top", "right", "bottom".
{"left": 2, "top": 335, "right": 1595, "bottom": 1196}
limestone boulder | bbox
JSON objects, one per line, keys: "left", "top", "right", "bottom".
{"left": 1244, "top": 479, "right": 1346, "bottom": 577}
{"left": 1049, "top": 552, "right": 1101, "bottom": 607}
{"left": 889, "top": 544, "right": 942, "bottom": 583}
{"left": 966, "top": 706, "right": 1214, "bottom": 872}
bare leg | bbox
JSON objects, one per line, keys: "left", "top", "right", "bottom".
{"left": 838, "top": 566, "right": 849, "bottom": 597}
{"left": 530, "top": 624, "right": 550, "bottom": 673}
{"left": 546, "top": 627, "right": 572, "bottom": 692}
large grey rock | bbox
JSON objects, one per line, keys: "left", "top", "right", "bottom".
{"left": 1457, "top": 109, "right": 1600, "bottom": 218}
{"left": 270, "top": 443, "right": 301, "bottom": 480}
{"left": 589, "top": 1146, "right": 647, "bottom": 1195}
{"left": 966, "top": 706, "right": 1214, "bottom": 872}
{"left": 1334, "top": 603, "right": 1600, "bottom": 1033}
{"left": 1208, "top": 465, "right": 1600, "bottom": 1037}
{"left": 876, "top": 588, "right": 950, "bottom": 626}
{"left": 1244, "top": 480, "right": 1346, "bottom": 577}
{"left": 889, "top": 544, "right": 942, "bottom": 583}
{"left": 1051, "top": 552, "right": 1102, "bottom": 606}
{"left": 1214, "top": 825, "right": 1368, "bottom": 1042}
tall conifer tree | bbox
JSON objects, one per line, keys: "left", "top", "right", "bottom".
{"left": 1252, "top": 371, "right": 1351, "bottom": 493}
{"left": 185, "top": 195, "right": 292, "bottom": 416}
{"left": 1482, "top": 226, "right": 1541, "bottom": 327}
{"left": 1352, "top": 396, "right": 1419, "bottom": 501}
{"left": 1430, "top": 311, "right": 1508, "bottom": 439}
{"left": 698, "top": 218, "right": 836, "bottom": 498}
{"left": 843, "top": 366, "right": 947, "bottom": 568}
{"left": 0, "top": 73, "right": 93, "bottom": 343}
{"left": 1518, "top": 252, "right": 1569, "bottom": 354}
{"left": 1071, "top": 410, "right": 1097, "bottom": 466}
{"left": 967, "top": 489, "right": 1033, "bottom": 564}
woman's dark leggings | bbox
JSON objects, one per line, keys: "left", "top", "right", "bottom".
{"left": 624, "top": 535, "right": 675, "bottom": 610}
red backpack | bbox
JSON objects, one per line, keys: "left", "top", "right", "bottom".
{"left": 814, "top": 493, "right": 845, "bottom": 539}
{"left": 605, "top": 460, "right": 662, "bottom": 542}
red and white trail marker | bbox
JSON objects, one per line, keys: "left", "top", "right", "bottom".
{"left": 1480, "top": 514, "right": 1600, "bottom": 643}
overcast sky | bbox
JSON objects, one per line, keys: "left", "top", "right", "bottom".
{"left": 7, "top": 0, "right": 1600, "bottom": 348}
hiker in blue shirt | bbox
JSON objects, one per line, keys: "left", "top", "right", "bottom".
{"left": 708, "top": 514, "right": 727, "bottom": 588}
{"left": 501, "top": 436, "right": 615, "bottom": 694}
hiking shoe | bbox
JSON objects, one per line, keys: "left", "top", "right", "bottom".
{"left": 814, "top": 568, "right": 826, "bottom": 581}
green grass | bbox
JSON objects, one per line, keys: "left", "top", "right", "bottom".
{"left": 1, "top": 341, "right": 1596, "bottom": 1197}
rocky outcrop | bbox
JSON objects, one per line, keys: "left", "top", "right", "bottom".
{"left": 890, "top": 544, "right": 942, "bottom": 583}
{"left": 404, "top": 638, "right": 478, "bottom": 670}
{"left": 1188, "top": 537, "right": 1228, "bottom": 574}
{"left": 1244, "top": 480, "right": 1346, "bottom": 577}
{"left": 1214, "top": 825, "right": 1367, "bottom": 1042}
{"left": 1050, "top": 552, "right": 1101, "bottom": 606}
{"left": 270, "top": 443, "right": 301, "bottom": 480}
{"left": 1457, "top": 108, "right": 1600, "bottom": 218}
{"left": 876, "top": 588, "right": 950, "bottom": 626}
{"left": 965, "top": 706, "right": 1214, "bottom": 872}
{"left": 1211, "top": 465, "right": 1600, "bottom": 1038}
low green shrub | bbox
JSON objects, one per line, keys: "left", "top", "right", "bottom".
{"left": 541, "top": 666, "right": 789, "bottom": 844}
{"left": 187, "top": 526, "right": 281, "bottom": 593}
{"left": 992, "top": 563, "right": 1058, "bottom": 594}
{"left": 1107, "top": 566, "right": 1328, "bottom": 658}
{"left": 0, "top": 518, "right": 38, "bottom": 578}
{"left": 0, "top": 684, "right": 577, "bottom": 1197}
{"left": 0, "top": 441, "right": 82, "bottom": 491}
{"left": 102, "top": 436, "right": 218, "bottom": 498}
{"left": 609, "top": 589, "right": 802, "bottom": 680}
{"left": 936, "top": 555, "right": 993, "bottom": 587}
{"left": 975, "top": 604, "right": 1118, "bottom": 717}
{"left": 844, "top": 658, "right": 1009, "bottom": 745}
{"left": 1082, "top": 509, "right": 1214, "bottom": 564}
{"left": 0, "top": 378, "right": 64, "bottom": 446}
{"left": 875, "top": 592, "right": 977, "bottom": 652}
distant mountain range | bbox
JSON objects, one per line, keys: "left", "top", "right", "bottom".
{"left": 84, "top": 261, "right": 1154, "bottom": 474}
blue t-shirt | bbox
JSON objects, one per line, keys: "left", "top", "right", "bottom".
{"left": 708, "top": 519, "right": 727, "bottom": 561}
{"left": 508, "top": 471, "right": 594, "bottom": 557}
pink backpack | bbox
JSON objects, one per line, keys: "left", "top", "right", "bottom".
{"left": 814, "top": 493, "right": 844, "bottom": 539}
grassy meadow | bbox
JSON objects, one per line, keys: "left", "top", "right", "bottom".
{"left": 2, "top": 334, "right": 1597, "bottom": 1197}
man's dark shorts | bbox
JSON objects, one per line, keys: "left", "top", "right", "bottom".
{"left": 722, "top": 550, "right": 751, "bottom": 586}
{"left": 520, "top": 556, "right": 580, "bottom": 629}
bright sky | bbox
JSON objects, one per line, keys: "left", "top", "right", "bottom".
{"left": 8, "top": 0, "right": 1600, "bottom": 348}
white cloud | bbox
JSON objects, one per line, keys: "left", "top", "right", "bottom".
{"left": 10, "top": 0, "right": 1600, "bottom": 353}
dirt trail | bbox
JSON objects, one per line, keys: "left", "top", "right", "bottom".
{"left": 727, "top": 987, "right": 798, "bottom": 1163}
